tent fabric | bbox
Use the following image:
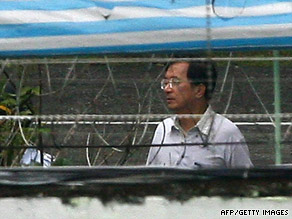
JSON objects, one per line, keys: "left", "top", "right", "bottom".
{"left": 0, "top": 0, "right": 291, "bottom": 57}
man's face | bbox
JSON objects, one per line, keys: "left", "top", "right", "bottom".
{"left": 163, "top": 62, "right": 197, "bottom": 113}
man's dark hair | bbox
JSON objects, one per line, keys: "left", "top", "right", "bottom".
{"left": 165, "top": 54, "right": 217, "bottom": 100}
{"left": 187, "top": 61, "right": 217, "bottom": 100}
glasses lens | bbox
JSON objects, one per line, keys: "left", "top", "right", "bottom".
{"left": 161, "top": 79, "right": 172, "bottom": 90}
{"left": 161, "top": 79, "right": 175, "bottom": 89}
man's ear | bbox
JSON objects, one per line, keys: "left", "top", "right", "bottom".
{"left": 194, "top": 84, "right": 206, "bottom": 98}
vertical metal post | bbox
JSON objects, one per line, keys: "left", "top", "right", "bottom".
{"left": 38, "top": 65, "right": 44, "bottom": 166}
{"left": 273, "top": 50, "right": 282, "bottom": 164}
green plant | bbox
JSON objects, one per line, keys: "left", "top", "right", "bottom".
{"left": 0, "top": 80, "right": 40, "bottom": 166}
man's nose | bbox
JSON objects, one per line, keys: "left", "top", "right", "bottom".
{"left": 164, "top": 83, "right": 172, "bottom": 92}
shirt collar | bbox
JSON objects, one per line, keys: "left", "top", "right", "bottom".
{"left": 196, "top": 105, "right": 216, "bottom": 135}
{"left": 171, "top": 105, "right": 216, "bottom": 136}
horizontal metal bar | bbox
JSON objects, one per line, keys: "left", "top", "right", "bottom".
{"left": 1, "top": 113, "right": 292, "bottom": 121}
{"left": 35, "top": 121, "right": 292, "bottom": 126}
{"left": 1, "top": 140, "right": 292, "bottom": 150}
{"left": 1, "top": 56, "right": 292, "bottom": 65}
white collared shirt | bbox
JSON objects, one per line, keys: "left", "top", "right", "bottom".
{"left": 146, "top": 106, "right": 253, "bottom": 168}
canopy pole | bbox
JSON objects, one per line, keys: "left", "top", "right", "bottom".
{"left": 273, "top": 50, "right": 282, "bottom": 164}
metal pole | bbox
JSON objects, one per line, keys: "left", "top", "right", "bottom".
{"left": 273, "top": 50, "right": 282, "bottom": 164}
{"left": 38, "top": 65, "right": 44, "bottom": 166}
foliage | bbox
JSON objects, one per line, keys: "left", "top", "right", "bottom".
{"left": 0, "top": 80, "right": 40, "bottom": 167}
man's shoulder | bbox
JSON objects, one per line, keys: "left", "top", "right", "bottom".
{"left": 214, "top": 113, "right": 242, "bottom": 135}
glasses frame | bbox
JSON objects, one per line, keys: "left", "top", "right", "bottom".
{"left": 160, "top": 78, "right": 199, "bottom": 90}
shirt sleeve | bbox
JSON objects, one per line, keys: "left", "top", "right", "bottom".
{"left": 226, "top": 135, "right": 254, "bottom": 168}
{"left": 146, "top": 122, "right": 164, "bottom": 165}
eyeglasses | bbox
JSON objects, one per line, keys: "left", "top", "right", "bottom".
{"left": 161, "top": 78, "right": 182, "bottom": 90}
{"left": 161, "top": 78, "right": 196, "bottom": 90}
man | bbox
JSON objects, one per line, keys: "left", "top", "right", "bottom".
{"left": 146, "top": 60, "right": 253, "bottom": 168}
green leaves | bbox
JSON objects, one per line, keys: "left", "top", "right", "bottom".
{"left": 0, "top": 83, "right": 39, "bottom": 115}
{"left": 21, "top": 86, "right": 40, "bottom": 96}
{"left": 0, "top": 81, "right": 40, "bottom": 166}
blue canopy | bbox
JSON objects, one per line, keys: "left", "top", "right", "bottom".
{"left": 0, "top": 0, "right": 291, "bottom": 56}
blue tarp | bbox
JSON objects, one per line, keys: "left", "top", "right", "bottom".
{"left": 0, "top": 0, "right": 291, "bottom": 56}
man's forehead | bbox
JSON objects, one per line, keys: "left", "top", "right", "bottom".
{"left": 165, "top": 62, "right": 189, "bottom": 77}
